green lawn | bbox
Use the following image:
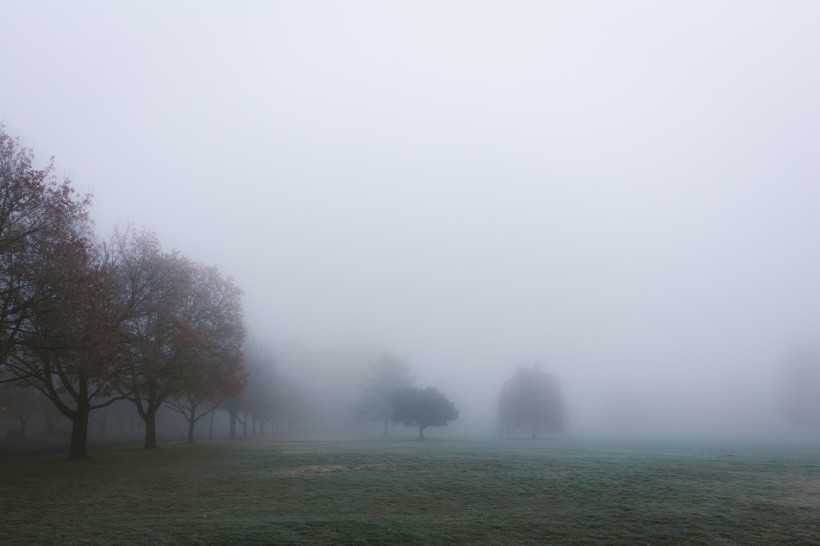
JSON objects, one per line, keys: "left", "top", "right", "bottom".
{"left": 1, "top": 438, "right": 818, "bottom": 544}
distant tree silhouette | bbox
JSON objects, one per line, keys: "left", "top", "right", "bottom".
{"left": 240, "top": 341, "right": 279, "bottom": 437}
{"left": 391, "top": 386, "right": 458, "bottom": 440}
{"left": 497, "top": 365, "right": 565, "bottom": 439}
{"left": 0, "top": 384, "right": 38, "bottom": 438}
{"left": 358, "top": 353, "right": 414, "bottom": 435}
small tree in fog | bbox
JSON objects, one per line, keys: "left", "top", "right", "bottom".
{"left": 497, "top": 365, "right": 565, "bottom": 439}
{"left": 391, "top": 387, "right": 458, "bottom": 440}
{"left": 359, "top": 353, "right": 414, "bottom": 435}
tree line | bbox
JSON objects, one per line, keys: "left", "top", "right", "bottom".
{"left": 1, "top": 125, "right": 570, "bottom": 455}
{"left": 0, "top": 125, "right": 246, "bottom": 457}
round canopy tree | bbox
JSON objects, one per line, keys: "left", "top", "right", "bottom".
{"left": 391, "top": 386, "right": 458, "bottom": 440}
{"left": 497, "top": 365, "right": 566, "bottom": 439}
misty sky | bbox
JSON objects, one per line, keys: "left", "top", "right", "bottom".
{"left": 3, "top": 1, "right": 820, "bottom": 437}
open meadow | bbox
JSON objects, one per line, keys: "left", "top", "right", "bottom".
{"left": 1, "top": 438, "right": 819, "bottom": 544}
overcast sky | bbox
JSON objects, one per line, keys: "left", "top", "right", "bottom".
{"left": 3, "top": 1, "right": 820, "bottom": 437}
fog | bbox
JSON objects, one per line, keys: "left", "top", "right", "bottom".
{"left": 3, "top": 1, "right": 820, "bottom": 442}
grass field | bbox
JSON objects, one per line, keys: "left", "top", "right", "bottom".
{"left": 1, "top": 437, "right": 819, "bottom": 544}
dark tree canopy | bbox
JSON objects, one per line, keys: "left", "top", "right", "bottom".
{"left": 358, "top": 353, "right": 414, "bottom": 435}
{"left": 391, "top": 386, "right": 458, "bottom": 440}
{"left": 497, "top": 365, "right": 565, "bottom": 439}
{"left": 0, "top": 125, "right": 92, "bottom": 381}
{"left": 0, "top": 129, "right": 116, "bottom": 458}
{"left": 0, "top": 127, "right": 250, "bottom": 457}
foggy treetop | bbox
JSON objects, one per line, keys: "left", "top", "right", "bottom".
{"left": 3, "top": 1, "right": 819, "bottom": 438}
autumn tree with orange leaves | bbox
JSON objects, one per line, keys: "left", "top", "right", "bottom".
{"left": 0, "top": 126, "right": 125, "bottom": 458}
{"left": 1, "top": 127, "right": 249, "bottom": 457}
{"left": 0, "top": 125, "right": 93, "bottom": 382}
{"left": 165, "top": 262, "right": 246, "bottom": 443}
{"left": 104, "top": 227, "right": 247, "bottom": 447}
{"left": 105, "top": 227, "right": 191, "bottom": 448}
{"left": 5, "top": 207, "right": 125, "bottom": 457}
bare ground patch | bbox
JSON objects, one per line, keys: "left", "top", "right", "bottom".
{"left": 278, "top": 462, "right": 410, "bottom": 477}
{"left": 278, "top": 457, "right": 504, "bottom": 477}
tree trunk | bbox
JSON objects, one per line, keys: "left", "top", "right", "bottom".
{"left": 144, "top": 409, "right": 158, "bottom": 449}
{"left": 138, "top": 398, "right": 161, "bottom": 449}
{"left": 229, "top": 407, "right": 237, "bottom": 439}
{"left": 187, "top": 415, "right": 195, "bottom": 444}
{"left": 69, "top": 405, "right": 90, "bottom": 459}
